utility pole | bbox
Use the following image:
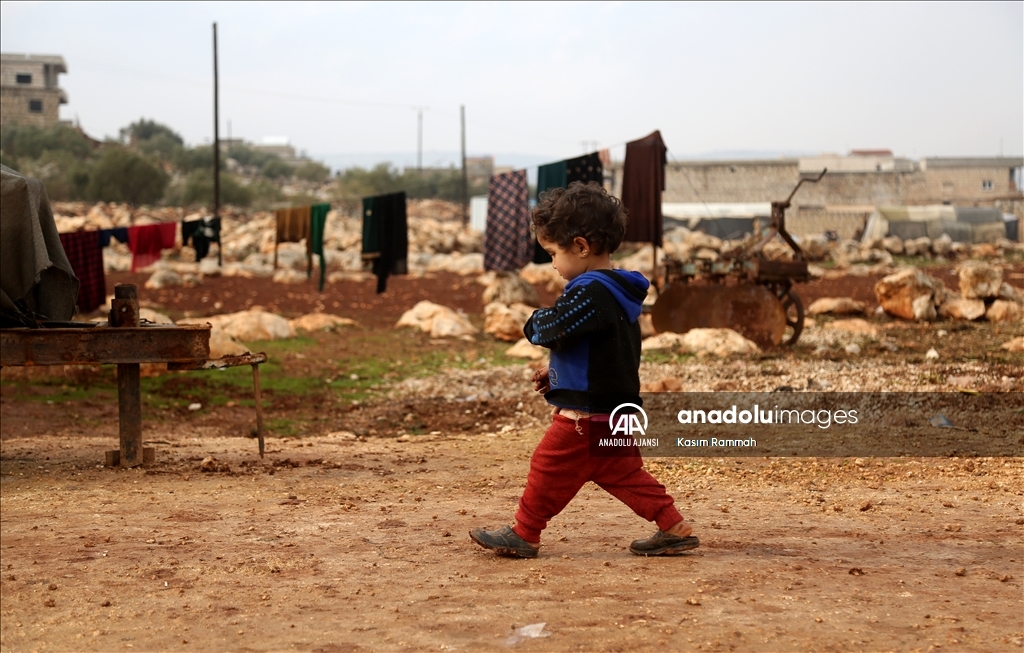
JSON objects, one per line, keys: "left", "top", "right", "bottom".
{"left": 460, "top": 104, "right": 468, "bottom": 226}
{"left": 212, "top": 22, "right": 220, "bottom": 221}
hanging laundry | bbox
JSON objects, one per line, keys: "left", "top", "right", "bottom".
{"left": 182, "top": 216, "right": 222, "bottom": 263}
{"left": 621, "top": 130, "right": 667, "bottom": 247}
{"left": 361, "top": 192, "right": 407, "bottom": 294}
{"left": 533, "top": 160, "right": 568, "bottom": 264}
{"left": 484, "top": 170, "right": 532, "bottom": 272}
{"left": 565, "top": 151, "right": 603, "bottom": 187}
{"left": 58, "top": 230, "right": 105, "bottom": 314}
{"left": 309, "top": 203, "right": 330, "bottom": 291}
{"left": 1, "top": 164, "right": 78, "bottom": 326}
{"left": 274, "top": 205, "right": 311, "bottom": 269}
{"left": 98, "top": 227, "right": 129, "bottom": 247}
{"left": 127, "top": 222, "right": 177, "bottom": 273}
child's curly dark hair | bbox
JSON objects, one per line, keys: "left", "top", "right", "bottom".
{"left": 531, "top": 181, "right": 628, "bottom": 255}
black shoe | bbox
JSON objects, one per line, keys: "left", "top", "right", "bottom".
{"left": 629, "top": 529, "right": 700, "bottom": 556}
{"left": 469, "top": 525, "right": 539, "bottom": 558}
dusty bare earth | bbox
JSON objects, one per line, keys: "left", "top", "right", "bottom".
{"left": 2, "top": 269, "right": 1023, "bottom": 653}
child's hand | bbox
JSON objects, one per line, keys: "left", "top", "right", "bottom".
{"left": 532, "top": 367, "right": 550, "bottom": 394}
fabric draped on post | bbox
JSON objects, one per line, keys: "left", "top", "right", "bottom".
{"left": 309, "top": 203, "right": 330, "bottom": 291}
{"left": 361, "top": 192, "right": 408, "bottom": 294}
{"left": 58, "top": 230, "right": 106, "bottom": 314}
{"left": 127, "top": 223, "right": 177, "bottom": 273}
{"left": 274, "top": 206, "right": 312, "bottom": 270}
{"left": 0, "top": 165, "right": 79, "bottom": 325}
{"left": 621, "top": 130, "right": 667, "bottom": 248}
{"left": 181, "top": 216, "right": 222, "bottom": 263}
{"left": 532, "top": 160, "right": 568, "bottom": 264}
{"left": 484, "top": 169, "right": 532, "bottom": 272}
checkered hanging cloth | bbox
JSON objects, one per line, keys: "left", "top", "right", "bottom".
{"left": 484, "top": 169, "right": 531, "bottom": 271}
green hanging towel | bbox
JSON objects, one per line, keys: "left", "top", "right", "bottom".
{"left": 533, "top": 160, "right": 567, "bottom": 263}
{"left": 310, "top": 203, "right": 330, "bottom": 291}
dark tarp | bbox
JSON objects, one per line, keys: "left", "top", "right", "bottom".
{"left": 691, "top": 217, "right": 756, "bottom": 240}
{"left": 621, "top": 130, "right": 667, "bottom": 247}
{"left": 0, "top": 165, "right": 79, "bottom": 326}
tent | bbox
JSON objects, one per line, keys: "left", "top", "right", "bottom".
{"left": 861, "top": 205, "right": 1010, "bottom": 244}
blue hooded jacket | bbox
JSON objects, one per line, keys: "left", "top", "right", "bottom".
{"left": 524, "top": 269, "right": 649, "bottom": 413}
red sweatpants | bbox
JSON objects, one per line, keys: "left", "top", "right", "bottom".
{"left": 512, "top": 414, "right": 683, "bottom": 543}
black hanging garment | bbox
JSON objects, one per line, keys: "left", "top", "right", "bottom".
{"left": 361, "top": 191, "right": 407, "bottom": 294}
{"left": 564, "top": 152, "right": 603, "bottom": 187}
{"left": 182, "top": 216, "right": 222, "bottom": 263}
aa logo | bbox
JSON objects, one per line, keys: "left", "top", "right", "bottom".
{"left": 610, "top": 403, "right": 648, "bottom": 437}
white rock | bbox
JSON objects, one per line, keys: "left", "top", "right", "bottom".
{"left": 874, "top": 268, "right": 945, "bottom": 321}
{"left": 684, "top": 231, "right": 723, "bottom": 251}
{"left": 957, "top": 260, "right": 1002, "bottom": 299}
{"left": 616, "top": 244, "right": 664, "bottom": 275}
{"left": 139, "top": 308, "right": 173, "bottom": 325}
{"left": 903, "top": 236, "right": 932, "bottom": 257}
{"left": 925, "top": 348, "right": 939, "bottom": 360}
{"left": 679, "top": 328, "right": 760, "bottom": 357}
{"left": 181, "top": 309, "right": 296, "bottom": 342}
{"left": 806, "top": 297, "right": 866, "bottom": 315}
{"left": 881, "top": 235, "right": 904, "bottom": 255}
{"left": 483, "top": 302, "right": 533, "bottom": 342}
{"left": 800, "top": 234, "right": 831, "bottom": 260}
{"left": 844, "top": 343, "right": 861, "bottom": 355}
{"left": 396, "top": 301, "right": 477, "bottom": 338}
{"left": 638, "top": 313, "right": 656, "bottom": 338}
{"left": 938, "top": 297, "right": 986, "bottom": 321}
{"left": 997, "top": 282, "right": 1024, "bottom": 305}
{"left": 931, "top": 234, "right": 953, "bottom": 256}
{"left": 641, "top": 332, "right": 688, "bottom": 351}
{"left": 520, "top": 263, "right": 566, "bottom": 293}
{"left": 823, "top": 318, "right": 879, "bottom": 337}
{"left": 985, "top": 300, "right": 1024, "bottom": 324}
{"left": 1000, "top": 336, "right": 1024, "bottom": 352}
{"left": 289, "top": 313, "right": 357, "bottom": 332}
{"left": 207, "top": 328, "right": 249, "bottom": 358}
{"left": 506, "top": 338, "right": 547, "bottom": 360}
{"left": 482, "top": 273, "right": 540, "bottom": 307}
{"left": 273, "top": 268, "right": 308, "bottom": 284}
{"left": 145, "top": 268, "right": 183, "bottom": 289}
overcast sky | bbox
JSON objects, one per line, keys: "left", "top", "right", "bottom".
{"left": 2, "top": 1, "right": 1021, "bottom": 170}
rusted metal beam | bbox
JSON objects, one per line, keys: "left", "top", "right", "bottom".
{"left": 166, "top": 352, "right": 267, "bottom": 371}
{"left": 0, "top": 324, "right": 210, "bottom": 366}
{"left": 111, "top": 284, "right": 144, "bottom": 468}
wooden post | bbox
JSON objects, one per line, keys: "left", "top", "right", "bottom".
{"left": 252, "top": 363, "right": 264, "bottom": 458}
{"left": 110, "top": 284, "right": 144, "bottom": 467}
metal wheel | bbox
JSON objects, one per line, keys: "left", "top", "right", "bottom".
{"left": 779, "top": 290, "right": 804, "bottom": 346}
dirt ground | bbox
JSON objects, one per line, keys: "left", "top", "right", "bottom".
{"left": 2, "top": 267, "right": 1023, "bottom": 652}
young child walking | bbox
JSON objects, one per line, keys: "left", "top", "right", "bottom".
{"left": 470, "top": 182, "right": 697, "bottom": 558}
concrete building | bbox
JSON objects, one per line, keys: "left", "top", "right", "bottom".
{"left": 0, "top": 53, "right": 68, "bottom": 128}
{"left": 610, "top": 152, "right": 1024, "bottom": 238}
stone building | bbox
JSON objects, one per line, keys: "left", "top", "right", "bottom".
{"left": 0, "top": 53, "right": 68, "bottom": 127}
{"left": 610, "top": 152, "right": 1024, "bottom": 238}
